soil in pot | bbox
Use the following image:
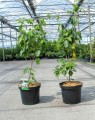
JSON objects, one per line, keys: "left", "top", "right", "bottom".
{"left": 19, "top": 82, "right": 41, "bottom": 105}
{"left": 60, "top": 81, "right": 83, "bottom": 104}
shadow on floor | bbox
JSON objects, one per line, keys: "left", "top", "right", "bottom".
{"left": 57, "top": 91, "right": 61, "bottom": 95}
{"left": 40, "top": 95, "right": 55, "bottom": 103}
{"left": 81, "top": 86, "right": 95, "bottom": 103}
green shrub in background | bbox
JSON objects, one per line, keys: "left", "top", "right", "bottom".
{"left": 0, "top": 43, "right": 91, "bottom": 61}
{"left": 0, "top": 48, "right": 3, "bottom": 61}
{"left": 46, "top": 40, "right": 59, "bottom": 52}
{"left": 92, "top": 49, "right": 95, "bottom": 58}
{"left": 45, "top": 51, "right": 66, "bottom": 59}
{"left": 0, "top": 40, "right": 92, "bottom": 61}
{"left": 0, "top": 48, "right": 13, "bottom": 61}
{"left": 76, "top": 44, "right": 90, "bottom": 59}
{"left": 0, "top": 47, "right": 21, "bottom": 61}
{"left": 5, "top": 55, "right": 13, "bottom": 61}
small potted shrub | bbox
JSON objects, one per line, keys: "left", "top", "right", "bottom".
{"left": 54, "top": 59, "right": 82, "bottom": 104}
{"left": 17, "top": 17, "right": 46, "bottom": 105}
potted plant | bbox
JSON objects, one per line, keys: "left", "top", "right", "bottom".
{"left": 54, "top": 59, "right": 82, "bottom": 104}
{"left": 54, "top": 0, "right": 83, "bottom": 104}
{"left": 17, "top": 17, "right": 46, "bottom": 105}
{"left": 91, "top": 49, "right": 95, "bottom": 62}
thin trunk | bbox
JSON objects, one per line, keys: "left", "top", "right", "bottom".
{"left": 69, "top": 74, "right": 70, "bottom": 82}
{"left": 66, "top": 76, "right": 69, "bottom": 81}
{"left": 67, "top": 55, "right": 70, "bottom": 82}
{"left": 28, "top": 58, "right": 34, "bottom": 80}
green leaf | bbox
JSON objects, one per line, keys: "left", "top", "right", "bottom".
{"left": 19, "top": 24, "right": 23, "bottom": 31}
{"left": 73, "top": 4, "right": 78, "bottom": 12}
{"left": 64, "top": 40, "right": 68, "bottom": 48}
{"left": 40, "top": 18, "right": 46, "bottom": 26}
{"left": 62, "top": 70, "right": 67, "bottom": 76}
{"left": 26, "top": 19, "right": 34, "bottom": 24}
{"left": 47, "top": 14, "right": 51, "bottom": 19}
{"left": 20, "top": 49, "right": 24, "bottom": 56}
{"left": 71, "top": 16, "right": 79, "bottom": 26}
{"left": 23, "top": 67, "right": 30, "bottom": 74}
{"left": 35, "top": 50, "right": 41, "bottom": 57}
{"left": 54, "top": 67, "right": 60, "bottom": 77}
{"left": 68, "top": 36, "right": 72, "bottom": 41}
{"left": 40, "top": 39, "right": 44, "bottom": 44}
{"left": 56, "top": 15, "right": 59, "bottom": 21}
{"left": 69, "top": 70, "right": 73, "bottom": 76}
{"left": 36, "top": 58, "right": 40, "bottom": 64}
{"left": 67, "top": 10, "right": 73, "bottom": 14}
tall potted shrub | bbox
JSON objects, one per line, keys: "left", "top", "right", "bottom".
{"left": 17, "top": 18, "right": 46, "bottom": 105}
{"left": 54, "top": 0, "right": 83, "bottom": 104}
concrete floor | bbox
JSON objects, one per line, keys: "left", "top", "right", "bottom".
{"left": 0, "top": 59, "right": 95, "bottom": 120}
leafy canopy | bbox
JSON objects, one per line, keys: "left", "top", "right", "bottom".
{"left": 17, "top": 18, "right": 46, "bottom": 83}
{"left": 17, "top": 18, "right": 46, "bottom": 60}
{"left": 54, "top": 59, "right": 76, "bottom": 81}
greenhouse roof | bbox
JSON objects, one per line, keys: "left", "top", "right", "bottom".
{"left": 0, "top": 0, "right": 95, "bottom": 47}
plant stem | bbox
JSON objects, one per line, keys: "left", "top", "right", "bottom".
{"left": 28, "top": 58, "right": 34, "bottom": 80}
{"left": 66, "top": 76, "right": 69, "bottom": 81}
{"left": 67, "top": 56, "right": 70, "bottom": 82}
{"left": 69, "top": 74, "right": 70, "bottom": 82}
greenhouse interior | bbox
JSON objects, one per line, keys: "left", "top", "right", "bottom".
{"left": 0, "top": 0, "right": 95, "bottom": 120}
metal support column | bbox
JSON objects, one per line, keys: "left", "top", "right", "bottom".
{"left": 10, "top": 28, "right": 13, "bottom": 53}
{"left": 87, "top": 35, "right": 89, "bottom": 44}
{"left": 1, "top": 21, "right": 5, "bottom": 61}
{"left": 88, "top": 4, "right": 92, "bottom": 62}
{"left": 16, "top": 31, "right": 17, "bottom": 46}
{"left": 78, "top": 15, "right": 80, "bottom": 31}
{"left": 16, "top": 31, "right": 17, "bottom": 40}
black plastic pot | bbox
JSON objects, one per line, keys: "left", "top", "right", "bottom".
{"left": 84, "top": 57, "right": 90, "bottom": 62}
{"left": 91, "top": 58, "right": 95, "bottom": 62}
{"left": 19, "top": 85, "right": 41, "bottom": 105}
{"left": 59, "top": 81, "right": 82, "bottom": 104}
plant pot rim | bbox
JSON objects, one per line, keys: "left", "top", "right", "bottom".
{"left": 59, "top": 81, "right": 83, "bottom": 89}
{"left": 18, "top": 82, "right": 41, "bottom": 90}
